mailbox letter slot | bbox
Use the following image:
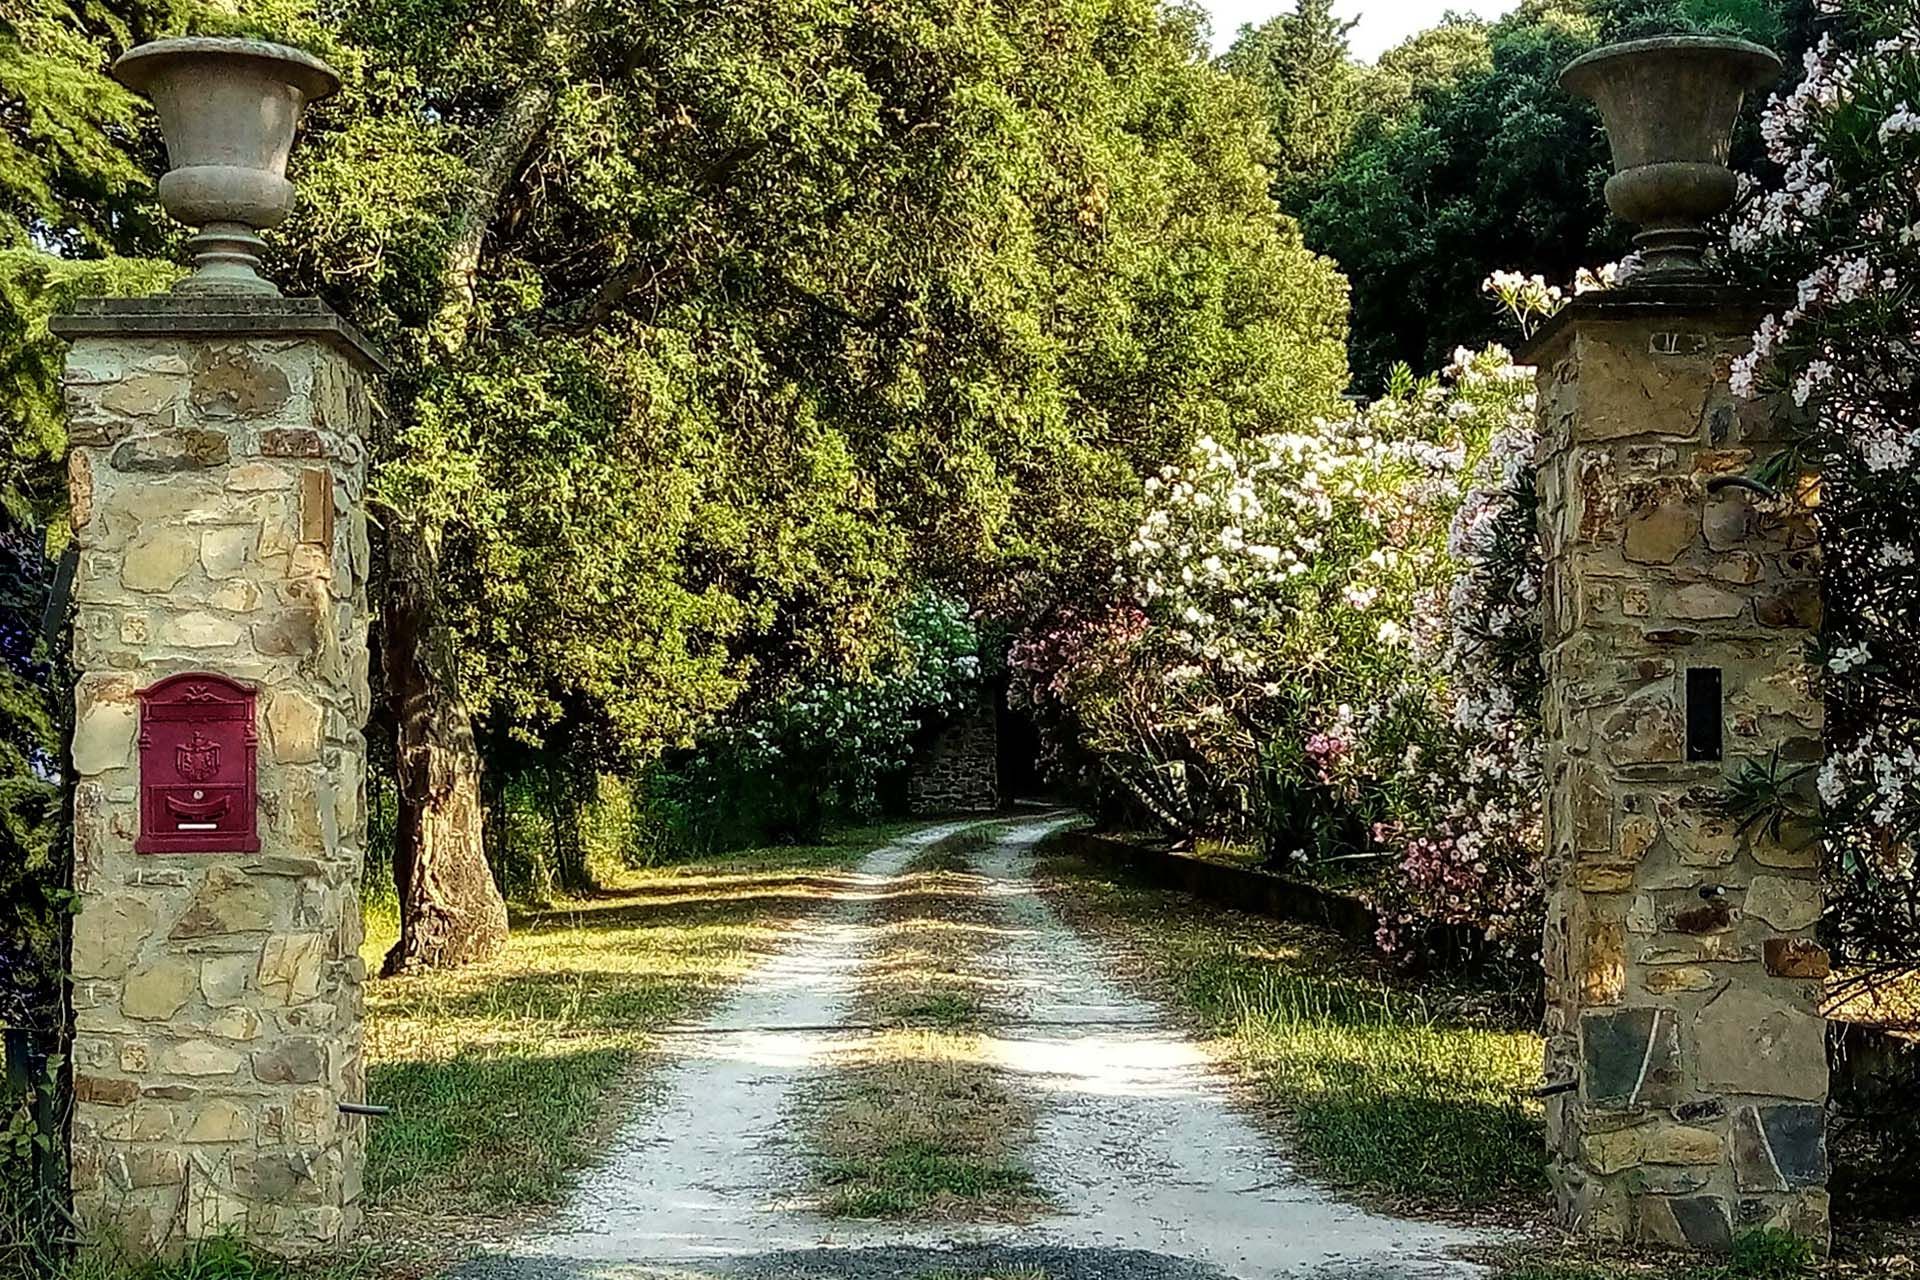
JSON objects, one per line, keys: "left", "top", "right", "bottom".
{"left": 1685, "top": 667, "right": 1723, "bottom": 763}
{"left": 135, "top": 673, "right": 260, "bottom": 854}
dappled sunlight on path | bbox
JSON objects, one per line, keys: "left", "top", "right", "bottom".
{"left": 454, "top": 816, "right": 1493, "bottom": 1280}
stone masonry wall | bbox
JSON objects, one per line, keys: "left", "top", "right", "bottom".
{"left": 1534, "top": 297, "right": 1829, "bottom": 1250}
{"left": 909, "top": 694, "right": 999, "bottom": 815}
{"left": 58, "top": 308, "right": 377, "bottom": 1255}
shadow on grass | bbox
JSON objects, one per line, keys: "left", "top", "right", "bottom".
{"left": 359, "top": 827, "right": 917, "bottom": 1221}
{"left": 374, "top": 967, "right": 721, "bottom": 1028}
{"left": 1038, "top": 846, "right": 1547, "bottom": 1208}
{"left": 1184, "top": 954, "right": 1546, "bottom": 1201}
{"left": 821, "top": 1140, "right": 1034, "bottom": 1218}
{"left": 511, "top": 880, "right": 860, "bottom": 931}
{"left": 366, "top": 1045, "right": 629, "bottom": 1209}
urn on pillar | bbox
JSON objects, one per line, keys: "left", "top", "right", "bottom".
{"left": 51, "top": 35, "right": 381, "bottom": 1259}
{"left": 111, "top": 38, "right": 340, "bottom": 295}
{"left": 1526, "top": 34, "right": 1829, "bottom": 1255}
{"left": 1561, "top": 36, "right": 1781, "bottom": 279}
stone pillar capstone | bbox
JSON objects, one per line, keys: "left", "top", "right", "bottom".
{"left": 1528, "top": 285, "right": 1829, "bottom": 1251}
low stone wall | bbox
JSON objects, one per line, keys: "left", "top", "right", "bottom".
{"left": 1056, "top": 830, "right": 1378, "bottom": 946}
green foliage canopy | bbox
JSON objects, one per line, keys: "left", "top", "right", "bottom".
{"left": 271, "top": 0, "right": 1351, "bottom": 767}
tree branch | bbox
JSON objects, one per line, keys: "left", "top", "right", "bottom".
{"left": 429, "top": 79, "right": 560, "bottom": 356}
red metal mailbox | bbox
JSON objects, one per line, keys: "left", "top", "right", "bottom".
{"left": 135, "top": 673, "right": 260, "bottom": 854}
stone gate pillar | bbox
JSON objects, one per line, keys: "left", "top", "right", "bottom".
{"left": 47, "top": 37, "right": 381, "bottom": 1258}
{"left": 51, "top": 296, "right": 382, "bottom": 1255}
{"left": 1527, "top": 285, "right": 1828, "bottom": 1250}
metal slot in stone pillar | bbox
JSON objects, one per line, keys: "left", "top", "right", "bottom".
{"left": 1685, "top": 668, "right": 1723, "bottom": 763}
{"left": 1526, "top": 288, "right": 1829, "bottom": 1252}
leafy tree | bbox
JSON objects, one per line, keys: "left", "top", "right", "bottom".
{"left": 1218, "top": 0, "right": 1367, "bottom": 204}
{"left": 1297, "top": 0, "right": 1616, "bottom": 389}
{"left": 1279, "top": 0, "right": 1811, "bottom": 390}
{"left": 1364, "top": 19, "right": 1493, "bottom": 122}
{"left": 649, "top": 593, "right": 987, "bottom": 852}
{"left": 239, "top": 0, "right": 1349, "bottom": 963}
{"left": 0, "top": 0, "right": 183, "bottom": 1033}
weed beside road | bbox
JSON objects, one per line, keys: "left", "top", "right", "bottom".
{"left": 806, "top": 828, "right": 1043, "bottom": 1220}
{"left": 358, "top": 823, "right": 916, "bottom": 1224}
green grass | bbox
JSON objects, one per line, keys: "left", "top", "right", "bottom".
{"left": 806, "top": 827, "right": 1042, "bottom": 1220}
{"left": 51, "top": 1235, "right": 379, "bottom": 1280}
{"left": 820, "top": 1140, "right": 1035, "bottom": 1217}
{"left": 357, "top": 822, "right": 915, "bottom": 1218}
{"left": 882, "top": 988, "right": 982, "bottom": 1027}
{"left": 1494, "top": 1229, "right": 1820, "bottom": 1280}
{"left": 1038, "top": 841, "right": 1545, "bottom": 1206}
{"left": 1189, "top": 956, "right": 1546, "bottom": 1201}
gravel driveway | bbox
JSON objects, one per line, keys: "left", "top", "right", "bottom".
{"left": 453, "top": 816, "right": 1490, "bottom": 1280}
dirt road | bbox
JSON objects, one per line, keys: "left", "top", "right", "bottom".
{"left": 457, "top": 816, "right": 1488, "bottom": 1280}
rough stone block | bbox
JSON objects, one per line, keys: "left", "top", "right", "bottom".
{"left": 252, "top": 1038, "right": 327, "bottom": 1086}
{"left": 165, "top": 611, "right": 246, "bottom": 647}
{"left": 171, "top": 866, "right": 277, "bottom": 938}
{"left": 1623, "top": 483, "right": 1699, "bottom": 564}
{"left": 1640, "top": 1195, "right": 1733, "bottom": 1251}
{"left": 1581, "top": 1006, "right": 1681, "bottom": 1108}
{"left": 1667, "top": 584, "right": 1745, "bottom": 621}
{"left": 111, "top": 430, "right": 230, "bottom": 473}
{"left": 1746, "top": 876, "right": 1822, "bottom": 931}
{"left": 1695, "top": 986, "right": 1828, "bottom": 1101}
{"left": 262, "top": 427, "right": 328, "bottom": 457}
{"left": 121, "top": 528, "right": 199, "bottom": 592}
{"left": 99, "top": 373, "right": 184, "bottom": 420}
{"left": 266, "top": 689, "right": 325, "bottom": 764}
{"left": 1731, "top": 1104, "right": 1826, "bottom": 1192}
{"left": 200, "top": 525, "right": 255, "bottom": 579}
{"left": 121, "top": 960, "right": 196, "bottom": 1021}
{"left": 257, "top": 933, "right": 327, "bottom": 1005}
{"left": 72, "top": 679, "right": 139, "bottom": 775}
{"left": 192, "top": 347, "right": 292, "bottom": 419}
{"left": 183, "top": 1099, "right": 254, "bottom": 1144}
{"left": 1763, "top": 938, "right": 1830, "bottom": 979}
{"left": 1582, "top": 1126, "right": 1644, "bottom": 1175}
{"left": 1642, "top": 966, "right": 1717, "bottom": 995}
{"left": 1642, "top": 1123, "right": 1723, "bottom": 1166}
{"left": 300, "top": 468, "right": 334, "bottom": 547}
{"left": 71, "top": 897, "right": 159, "bottom": 978}
{"left": 75, "top": 1074, "right": 139, "bottom": 1106}
{"left": 158, "top": 1040, "right": 246, "bottom": 1077}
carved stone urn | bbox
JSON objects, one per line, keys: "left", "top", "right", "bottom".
{"left": 1561, "top": 36, "right": 1781, "bottom": 278}
{"left": 112, "top": 38, "right": 340, "bottom": 295}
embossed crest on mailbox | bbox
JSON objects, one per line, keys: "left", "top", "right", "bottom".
{"left": 136, "top": 672, "right": 260, "bottom": 853}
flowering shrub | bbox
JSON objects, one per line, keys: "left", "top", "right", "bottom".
{"left": 1730, "top": 0, "right": 1920, "bottom": 983}
{"left": 1366, "top": 344, "right": 1545, "bottom": 958}
{"left": 1015, "top": 347, "right": 1544, "bottom": 930}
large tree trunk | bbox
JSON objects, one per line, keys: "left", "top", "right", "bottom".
{"left": 377, "top": 78, "right": 562, "bottom": 971}
{"left": 380, "top": 526, "right": 509, "bottom": 975}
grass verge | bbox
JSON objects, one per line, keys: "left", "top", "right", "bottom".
{"left": 357, "top": 822, "right": 916, "bottom": 1231}
{"left": 806, "top": 828, "right": 1042, "bottom": 1220}
{"left": 1484, "top": 1224, "right": 1916, "bottom": 1280}
{"left": 1035, "top": 836, "right": 1545, "bottom": 1214}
